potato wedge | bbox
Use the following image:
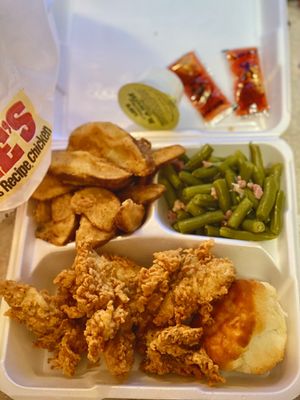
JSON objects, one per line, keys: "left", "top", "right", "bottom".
{"left": 50, "top": 150, "right": 132, "bottom": 190}
{"left": 31, "top": 173, "right": 75, "bottom": 201}
{"left": 51, "top": 193, "right": 74, "bottom": 222}
{"left": 35, "top": 214, "right": 77, "bottom": 246}
{"left": 115, "top": 199, "right": 145, "bottom": 233}
{"left": 33, "top": 200, "right": 52, "bottom": 224}
{"left": 118, "top": 183, "right": 166, "bottom": 205}
{"left": 71, "top": 187, "right": 120, "bottom": 232}
{"left": 67, "top": 122, "right": 155, "bottom": 177}
{"left": 76, "top": 216, "right": 116, "bottom": 249}
{"left": 151, "top": 144, "right": 185, "bottom": 168}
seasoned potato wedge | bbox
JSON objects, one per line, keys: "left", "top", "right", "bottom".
{"left": 118, "top": 183, "right": 166, "bottom": 205}
{"left": 67, "top": 122, "right": 155, "bottom": 177}
{"left": 71, "top": 187, "right": 120, "bottom": 232}
{"left": 115, "top": 199, "right": 145, "bottom": 233}
{"left": 33, "top": 200, "right": 52, "bottom": 224}
{"left": 50, "top": 150, "right": 132, "bottom": 190}
{"left": 31, "top": 173, "right": 75, "bottom": 201}
{"left": 76, "top": 216, "right": 116, "bottom": 249}
{"left": 51, "top": 193, "right": 74, "bottom": 222}
{"left": 35, "top": 214, "right": 77, "bottom": 246}
{"left": 151, "top": 144, "right": 185, "bottom": 168}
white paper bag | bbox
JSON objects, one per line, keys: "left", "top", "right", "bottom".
{"left": 0, "top": 0, "right": 58, "bottom": 213}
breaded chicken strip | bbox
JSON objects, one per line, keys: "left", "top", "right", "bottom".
{"left": 0, "top": 280, "right": 86, "bottom": 376}
{"left": 141, "top": 325, "right": 224, "bottom": 385}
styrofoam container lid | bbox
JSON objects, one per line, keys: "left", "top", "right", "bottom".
{"left": 51, "top": 0, "right": 290, "bottom": 141}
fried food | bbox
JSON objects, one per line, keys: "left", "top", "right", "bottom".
{"left": 76, "top": 216, "right": 116, "bottom": 249}
{"left": 115, "top": 199, "right": 145, "bottom": 233}
{"left": 71, "top": 187, "right": 120, "bottom": 232}
{"left": 141, "top": 325, "right": 224, "bottom": 385}
{"left": 33, "top": 200, "right": 52, "bottom": 224}
{"left": 202, "top": 279, "right": 287, "bottom": 375}
{"left": 50, "top": 150, "right": 132, "bottom": 190}
{"left": 67, "top": 122, "right": 155, "bottom": 177}
{"left": 35, "top": 193, "right": 77, "bottom": 246}
{"left": 151, "top": 144, "right": 185, "bottom": 168}
{"left": 118, "top": 183, "right": 166, "bottom": 205}
{"left": 31, "top": 172, "right": 75, "bottom": 201}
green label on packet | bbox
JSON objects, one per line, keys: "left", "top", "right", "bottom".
{"left": 118, "top": 83, "right": 179, "bottom": 130}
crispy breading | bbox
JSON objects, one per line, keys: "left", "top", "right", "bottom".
{"left": 31, "top": 172, "right": 75, "bottom": 201}
{"left": 71, "top": 187, "right": 120, "bottom": 232}
{"left": 50, "top": 150, "right": 132, "bottom": 190}
{"left": 84, "top": 301, "right": 128, "bottom": 363}
{"left": 151, "top": 144, "right": 185, "bottom": 168}
{"left": 141, "top": 325, "right": 224, "bottom": 385}
{"left": 76, "top": 216, "right": 116, "bottom": 250}
{"left": 115, "top": 199, "right": 145, "bottom": 233}
{"left": 67, "top": 122, "right": 155, "bottom": 177}
{"left": 103, "top": 329, "right": 135, "bottom": 376}
{"left": 118, "top": 183, "right": 166, "bottom": 205}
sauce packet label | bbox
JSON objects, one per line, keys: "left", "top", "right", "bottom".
{"left": 0, "top": 90, "right": 52, "bottom": 208}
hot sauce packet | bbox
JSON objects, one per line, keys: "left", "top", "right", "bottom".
{"left": 169, "top": 51, "right": 232, "bottom": 124}
{"left": 224, "top": 47, "right": 269, "bottom": 116}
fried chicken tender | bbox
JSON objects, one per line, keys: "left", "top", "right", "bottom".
{"left": 85, "top": 301, "right": 128, "bottom": 363}
{"left": 141, "top": 325, "right": 224, "bottom": 385}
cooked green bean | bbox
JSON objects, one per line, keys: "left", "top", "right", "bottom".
{"left": 158, "top": 176, "right": 177, "bottom": 208}
{"left": 220, "top": 227, "right": 277, "bottom": 241}
{"left": 192, "top": 166, "right": 219, "bottom": 180}
{"left": 179, "top": 171, "right": 202, "bottom": 186}
{"left": 177, "top": 210, "right": 224, "bottom": 233}
{"left": 225, "top": 168, "right": 239, "bottom": 205}
{"left": 227, "top": 197, "right": 253, "bottom": 229}
{"left": 241, "top": 218, "right": 266, "bottom": 233}
{"left": 176, "top": 210, "right": 191, "bottom": 221}
{"left": 218, "top": 153, "right": 239, "bottom": 173}
{"left": 184, "top": 144, "right": 213, "bottom": 171}
{"left": 239, "top": 161, "right": 254, "bottom": 181}
{"left": 243, "top": 188, "right": 259, "bottom": 209}
{"left": 250, "top": 143, "right": 265, "bottom": 186}
{"left": 161, "top": 164, "right": 183, "bottom": 190}
{"left": 192, "top": 193, "right": 219, "bottom": 208}
{"left": 186, "top": 199, "right": 206, "bottom": 217}
{"left": 256, "top": 175, "right": 278, "bottom": 222}
{"left": 270, "top": 190, "right": 285, "bottom": 235}
{"left": 213, "top": 178, "right": 231, "bottom": 212}
{"left": 204, "top": 225, "right": 220, "bottom": 237}
{"left": 182, "top": 183, "right": 213, "bottom": 201}
{"left": 267, "top": 163, "right": 283, "bottom": 189}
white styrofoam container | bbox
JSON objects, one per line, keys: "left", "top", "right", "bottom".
{"left": 1, "top": 0, "right": 299, "bottom": 399}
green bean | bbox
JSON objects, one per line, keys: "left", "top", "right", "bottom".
{"left": 225, "top": 168, "right": 239, "bottom": 205}
{"left": 241, "top": 218, "right": 266, "bottom": 233}
{"left": 177, "top": 210, "right": 224, "bottom": 233}
{"left": 239, "top": 161, "right": 254, "bottom": 182}
{"left": 176, "top": 210, "right": 191, "bottom": 221}
{"left": 213, "top": 178, "right": 231, "bottom": 212}
{"left": 172, "top": 222, "right": 180, "bottom": 232}
{"left": 218, "top": 154, "right": 239, "bottom": 173}
{"left": 161, "top": 164, "right": 183, "bottom": 190}
{"left": 186, "top": 199, "right": 205, "bottom": 217}
{"left": 182, "top": 183, "right": 213, "bottom": 201}
{"left": 220, "top": 227, "right": 277, "bottom": 241}
{"left": 184, "top": 144, "right": 213, "bottom": 171}
{"left": 158, "top": 176, "right": 177, "bottom": 208}
{"left": 179, "top": 171, "right": 202, "bottom": 186}
{"left": 243, "top": 188, "right": 259, "bottom": 209}
{"left": 179, "top": 153, "right": 190, "bottom": 163}
{"left": 204, "top": 225, "right": 220, "bottom": 237}
{"left": 256, "top": 175, "right": 278, "bottom": 222}
{"left": 192, "top": 166, "right": 219, "bottom": 180}
{"left": 235, "top": 150, "right": 248, "bottom": 166}
{"left": 267, "top": 163, "right": 283, "bottom": 189}
{"left": 250, "top": 143, "right": 265, "bottom": 186}
{"left": 227, "top": 197, "right": 253, "bottom": 229}
{"left": 192, "top": 193, "right": 219, "bottom": 208}
{"left": 270, "top": 190, "right": 285, "bottom": 235}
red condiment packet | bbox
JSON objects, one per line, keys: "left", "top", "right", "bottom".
{"left": 224, "top": 47, "right": 269, "bottom": 116}
{"left": 169, "top": 51, "right": 232, "bottom": 124}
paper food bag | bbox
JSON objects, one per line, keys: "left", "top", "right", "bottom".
{"left": 0, "top": 0, "right": 58, "bottom": 213}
